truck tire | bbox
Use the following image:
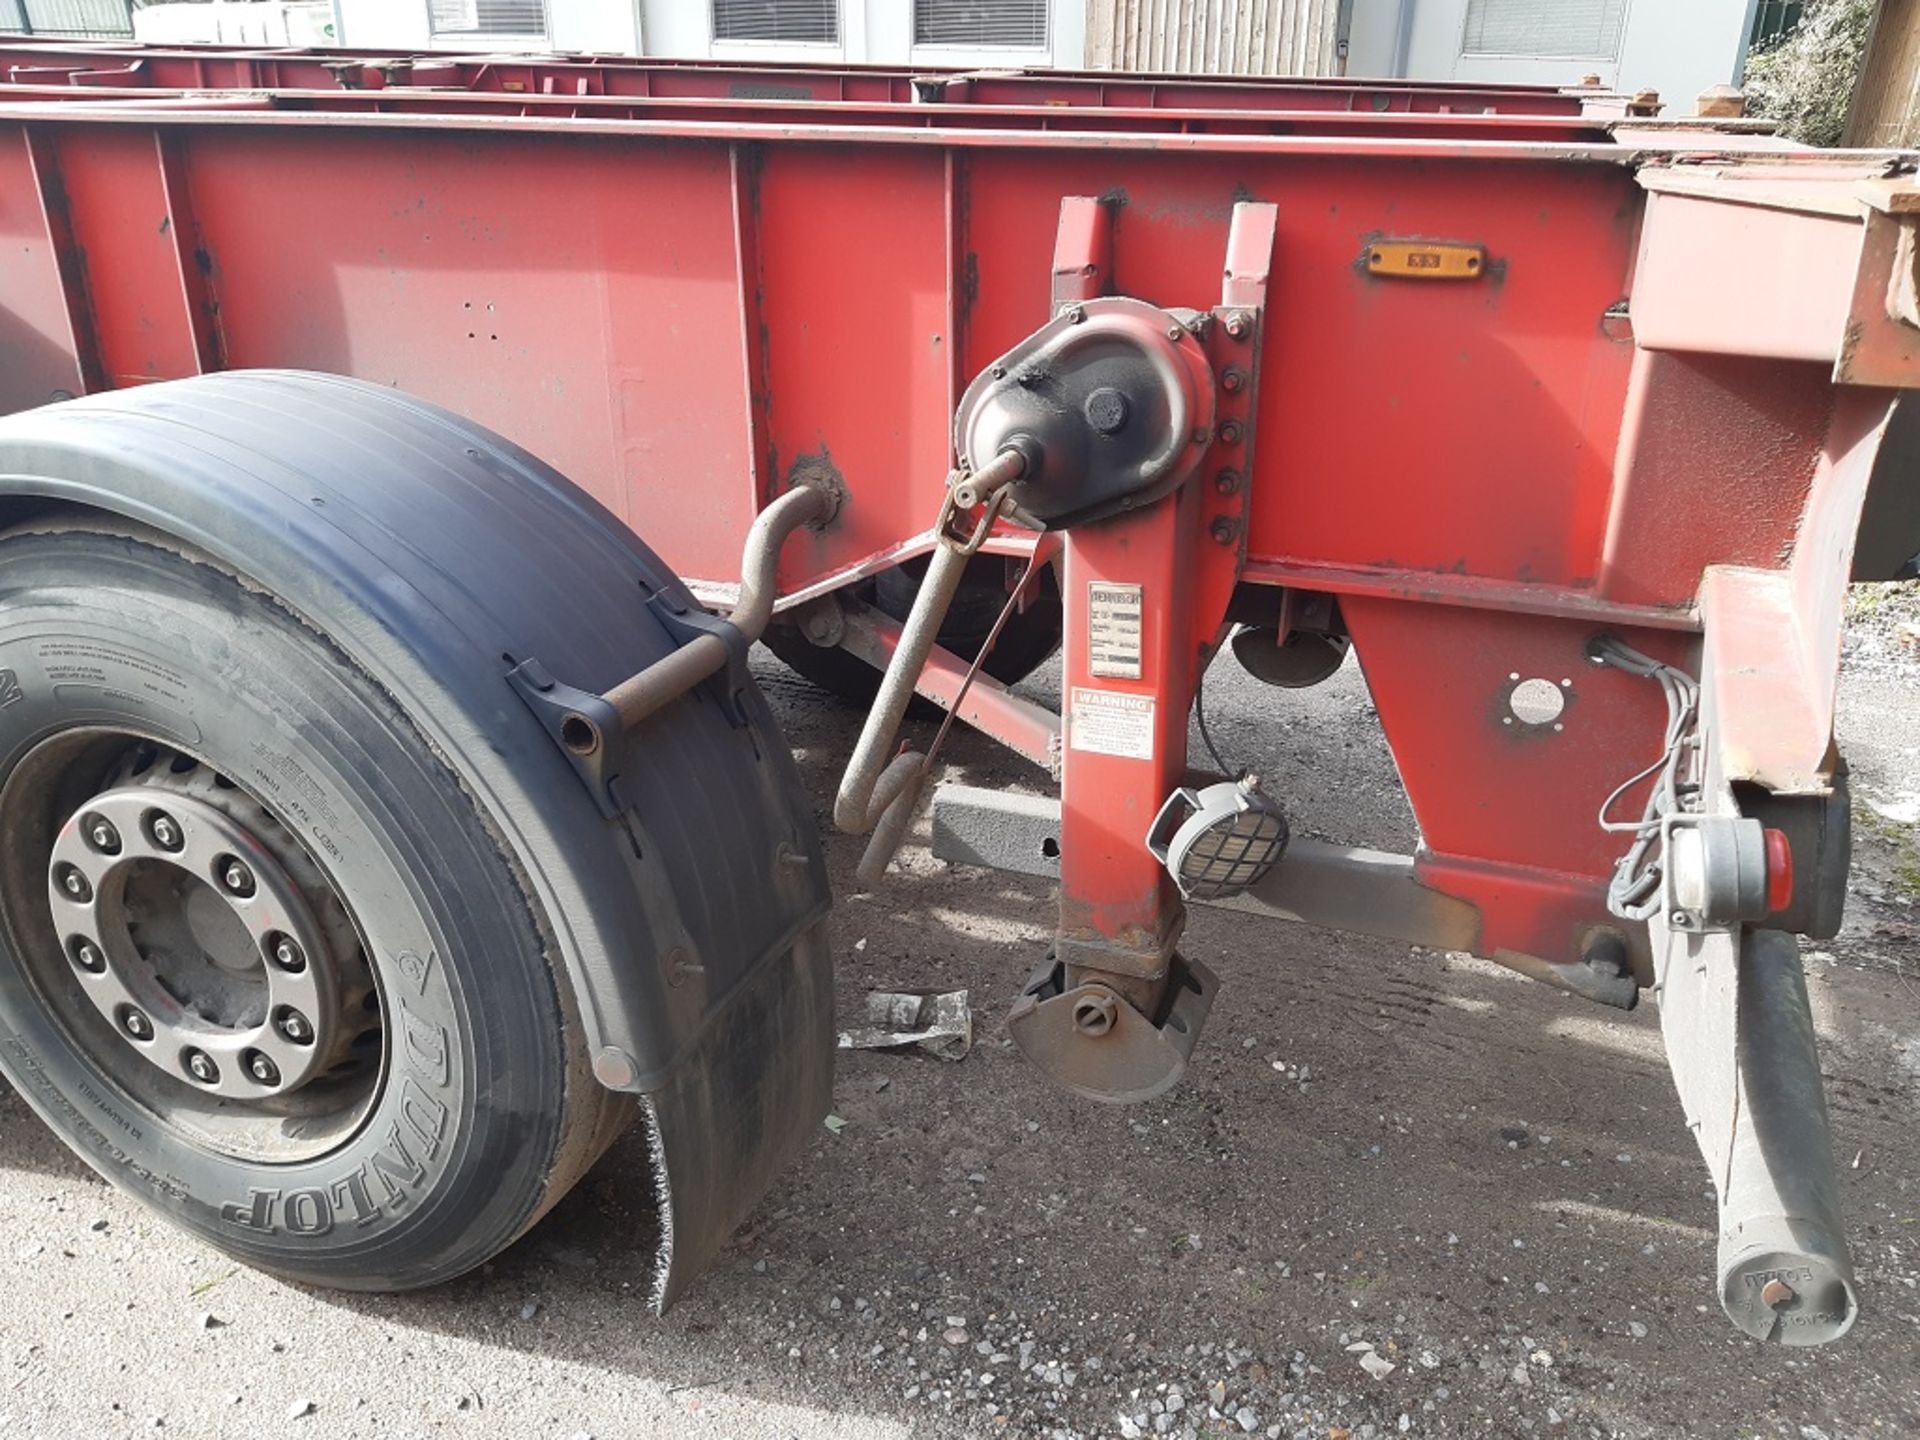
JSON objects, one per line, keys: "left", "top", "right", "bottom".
{"left": 0, "top": 518, "right": 626, "bottom": 1289}
{"left": 765, "top": 554, "right": 1062, "bottom": 706}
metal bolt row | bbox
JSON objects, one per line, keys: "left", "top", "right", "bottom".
{"left": 113, "top": 1003, "right": 298, "bottom": 1090}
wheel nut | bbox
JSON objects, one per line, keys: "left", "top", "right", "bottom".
{"left": 69, "top": 937, "right": 105, "bottom": 973}
{"left": 148, "top": 812, "right": 183, "bottom": 851}
{"left": 1220, "top": 367, "right": 1246, "bottom": 394}
{"left": 85, "top": 817, "right": 121, "bottom": 855}
{"left": 220, "top": 859, "right": 256, "bottom": 898}
{"left": 245, "top": 1050, "right": 280, "bottom": 1086}
{"left": 184, "top": 1049, "right": 218, "bottom": 1085}
{"left": 119, "top": 1007, "right": 153, "bottom": 1042}
{"left": 54, "top": 864, "right": 93, "bottom": 904}
{"left": 276, "top": 1008, "right": 313, "bottom": 1045}
{"left": 269, "top": 935, "right": 306, "bottom": 974}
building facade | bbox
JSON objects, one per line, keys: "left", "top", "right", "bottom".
{"left": 11, "top": 0, "right": 1762, "bottom": 111}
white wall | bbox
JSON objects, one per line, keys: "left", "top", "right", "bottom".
{"left": 335, "top": 0, "right": 427, "bottom": 48}
{"left": 136, "top": 1, "right": 336, "bottom": 45}
{"left": 336, "top": 0, "right": 638, "bottom": 53}
{"left": 1616, "top": 0, "right": 1756, "bottom": 111}
{"left": 1347, "top": 0, "right": 1759, "bottom": 113}
{"left": 550, "top": 0, "right": 641, "bottom": 52}
{"left": 1343, "top": 0, "right": 1406, "bottom": 79}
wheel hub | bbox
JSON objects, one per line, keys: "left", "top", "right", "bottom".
{"left": 46, "top": 765, "right": 356, "bottom": 1101}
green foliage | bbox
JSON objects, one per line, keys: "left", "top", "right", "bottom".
{"left": 1744, "top": 0, "right": 1877, "bottom": 146}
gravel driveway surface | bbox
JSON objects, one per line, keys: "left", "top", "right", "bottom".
{"left": 1, "top": 587, "right": 1915, "bottom": 1440}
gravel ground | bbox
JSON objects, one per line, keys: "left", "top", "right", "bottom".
{"left": 0, "top": 588, "right": 1916, "bottom": 1439}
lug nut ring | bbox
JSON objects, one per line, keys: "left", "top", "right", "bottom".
{"left": 48, "top": 783, "right": 344, "bottom": 1100}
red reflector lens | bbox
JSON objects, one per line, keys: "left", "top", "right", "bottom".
{"left": 1763, "top": 827, "right": 1794, "bottom": 914}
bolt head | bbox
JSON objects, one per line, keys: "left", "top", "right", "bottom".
{"left": 221, "top": 860, "right": 256, "bottom": 898}
{"left": 1223, "top": 312, "right": 1250, "bottom": 339}
{"left": 71, "top": 938, "right": 105, "bottom": 973}
{"left": 1083, "top": 387, "right": 1130, "bottom": 436}
{"left": 120, "top": 1009, "right": 152, "bottom": 1041}
{"left": 246, "top": 1052, "right": 280, "bottom": 1085}
{"left": 149, "top": 814, "right": 182, "bottom": 851}
{"left": 58, "top": 866, "right": 92, "bottom": 902}
{"left": 1218, "top": 420, "right": 1242, "bottom": 446}
{"left": 277, "top": 1009, "right": 312, "bottom": 1044}
{"left": 1210, "top": 516, "right": 1239, "bottom": 545}
{"left": 185, "top": 1050, "right": 218, "bottom": 1084}
{"left": 1221, "top": 368, "right": 1246, "bottom": 394}
{"left": 87, "top": 818, "right": 121, "bottom": 854}
{"left": 1214, "top": 469, "right": 1242, "bottom": 497}
{"left": 271, "top": 936, "right": 306, "bottom": 973}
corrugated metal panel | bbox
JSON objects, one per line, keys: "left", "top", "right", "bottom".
{"left": 712, "top": 0, "right": 840, "bottom": 43}
{"left": 1085, "top": 0, "right": 1340, "bottom": 77}
{"left": 1461, "top": 0, "right": 1625, "bottom": 61}
{"left": 0, "top": 0, "right": 133, "bottom": 37}
{"left": 428, "top": 0, "right": 546, "bottom": 37}
{"left": 915, "top": 0, "right": 1047, "bottom": 48}
{"left": 1847, "top": 0, "right": 1920, "bottom": 147}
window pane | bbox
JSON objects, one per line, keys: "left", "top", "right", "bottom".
{"left": 915, "top": 0, "right": 1048, "bottom": 48}
{"left": 711, "top": 0, "right": 840, "bottom": 43}
{"left": 1462, "top": 0, "right": 1626, "bottom": 61}
{"left": 428, "top": 0, "right": 546, "bottom": 38}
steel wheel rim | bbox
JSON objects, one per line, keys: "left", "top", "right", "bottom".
{"left": 0, "top": 733, "right": 386, "bottom": 1165}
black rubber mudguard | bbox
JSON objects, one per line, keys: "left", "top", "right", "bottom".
{"left": 0, "top": 372, "right": 834, "bottom": 1304}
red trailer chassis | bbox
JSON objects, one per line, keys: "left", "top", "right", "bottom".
{"left": 0, "top": 43, "right": 1911, "bottom": 1346}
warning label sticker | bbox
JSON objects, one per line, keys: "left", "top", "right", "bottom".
{"left": 1087, "top": 582, "right": 1144, "bottom": 680}
{"left": 1069, "top": 687, "right": 1155, "bottom": 760}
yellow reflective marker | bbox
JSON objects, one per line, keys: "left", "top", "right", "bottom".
{"left": 1365, "top": 240, "right": 1488, "bottom": 280}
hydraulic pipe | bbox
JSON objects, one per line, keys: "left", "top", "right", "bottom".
{"left": 602, "top": 484, "right": 831, "bottom": 730}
